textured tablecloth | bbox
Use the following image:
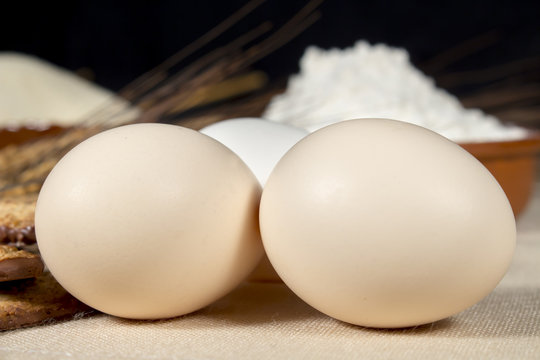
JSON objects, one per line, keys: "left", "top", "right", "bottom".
{"left": 1, "top": 181, "right": 539, "bottom": 360}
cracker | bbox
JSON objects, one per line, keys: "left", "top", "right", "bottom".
{"left": 0, "top": 271, "right": 95, "bottom": 331}
{"left": 0, "top": 245, "right": 43, "bottom": 282}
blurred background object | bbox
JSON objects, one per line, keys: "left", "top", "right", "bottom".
{"left": 1, "top": 0, "right": 539, "bottom": 131}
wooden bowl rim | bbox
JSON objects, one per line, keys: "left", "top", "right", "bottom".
{"left": 459, "top": 131, "right": 540, "bottom": 159}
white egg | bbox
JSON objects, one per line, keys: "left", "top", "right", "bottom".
{"left": 260, "top": 118, "right": 516, "bottom": 328}
{"left": 200, "top": 118, "right": 307, "bottom": 185}
{"left": 35, "top": 123, "right": 263, "bottom": 319}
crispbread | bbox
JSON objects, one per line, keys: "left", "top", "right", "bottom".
{"left": 0, "top": 271, "right": 95, "bottom": 330}
{"left": 0, "top": 245, "right": 43, "bottom": 282}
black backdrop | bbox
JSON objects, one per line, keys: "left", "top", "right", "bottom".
{"left": 2, "top": 0, "right": 539, "bottom": 93}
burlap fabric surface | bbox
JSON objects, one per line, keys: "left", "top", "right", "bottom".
{"left": 1, "top": 183, "right": 539, "bottom": 359}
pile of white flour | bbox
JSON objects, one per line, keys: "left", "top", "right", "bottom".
{"left": 0, "top": 52, "right": 137, "bottom": 128}
{"left": 263, "top": 41, "right": 527, "bottom": 143}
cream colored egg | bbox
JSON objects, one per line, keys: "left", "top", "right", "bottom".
{"left": 260, "top": 118, "right": 516, "bottom": 328}
{"left": 35, "top": 123, "right": 263, "bottom": 319}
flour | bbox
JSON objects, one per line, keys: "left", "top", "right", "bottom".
{"left": 263, "top": 41, "right": 527, "bottom": 143}
{"left": 0, "top": 52, "right": 137, "bottom": 127}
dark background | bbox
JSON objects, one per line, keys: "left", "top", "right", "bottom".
{"left": 1, "top": 0, "right": 539, "bottom": 95}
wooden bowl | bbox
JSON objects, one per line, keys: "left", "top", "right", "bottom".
{"left": 0, "top": 125, "right": 65, "bottom": 149}
{"left": 460, "top": 133, "right": 540, "bottom": 217}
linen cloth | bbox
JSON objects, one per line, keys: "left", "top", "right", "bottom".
{"left": 1, "top": 182, "right": 539, "bottom": 360}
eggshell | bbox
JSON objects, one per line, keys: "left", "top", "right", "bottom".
{"left": 200, "top": 118, "right": 307, "bottom": 282}
{"left": 35, "top": 123, "right": 263, "bottom": 319}
{"left": 200, "top": 118, "right": 307, "bottom": 185}
{"left": 260, "top": 118, "right": 516, "bottom": 328}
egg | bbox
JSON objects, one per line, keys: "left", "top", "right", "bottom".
{"left": 260, "top": 118, "right": 516, "bottom": 328}
{"left": 35, "top": 123, "right": 263, "bottom": 319}
{"left": 200, "top": 118, "right": 307, "bottom": 281}
{"left": 200, "top": 118, "right": 307, "bottom": 185}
